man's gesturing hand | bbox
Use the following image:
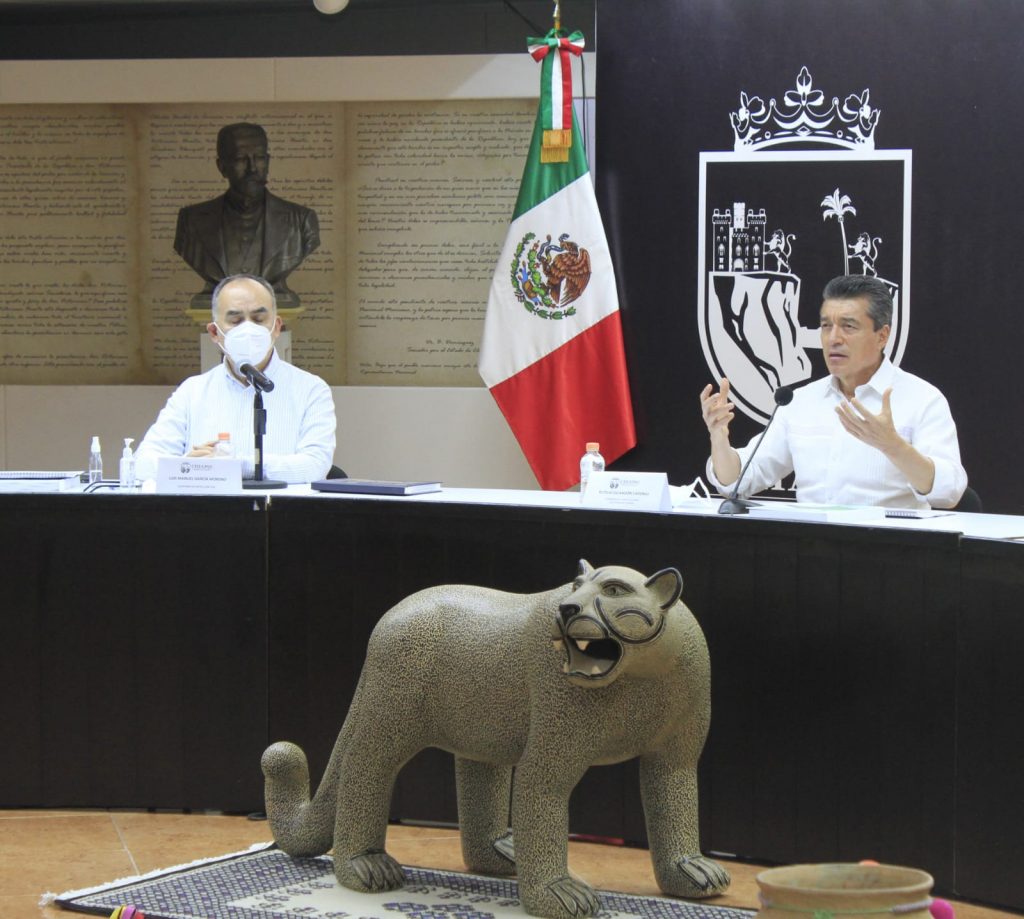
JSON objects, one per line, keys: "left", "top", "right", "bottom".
{"left": 835, "top": 387, "right": 904, "bottom": 454}
{"left": 836, "top": 387, "right": 936, "bottom": 494}
{"left": 700, "top": 378, "right": 734, "bottom": 438}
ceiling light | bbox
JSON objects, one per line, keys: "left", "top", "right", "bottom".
{"left": 313, "top": 0, "right": 350, "bottom": 12}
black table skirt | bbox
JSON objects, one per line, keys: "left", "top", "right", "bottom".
{"left": 2, "top": 493, "right": 1020, "bottom": 909}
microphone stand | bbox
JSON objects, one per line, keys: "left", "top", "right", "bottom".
{"left": 718, "top": 385, "right": 794, "bottom": 515}
{"left": 717, "top": 451, "right": 764, "bottom": 515}
{"left": 242, "top": 378, "right": 286, "bottom": 490}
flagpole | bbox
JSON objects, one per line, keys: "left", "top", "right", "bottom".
{"left": 477, "top": 11, "right": 637, "bottom": 490}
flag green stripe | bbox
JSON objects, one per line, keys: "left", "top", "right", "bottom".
{"left": 511, "top": 107, "right": 590, "bottom": 220}
{"left": 537, "top": 52, "right": 554, "bottom": 136}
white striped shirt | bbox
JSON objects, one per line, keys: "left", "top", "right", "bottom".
{"left": 135, "top": 351, "right": 336, "bottom": 484}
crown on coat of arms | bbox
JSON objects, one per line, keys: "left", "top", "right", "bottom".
{"left": 730, "top": 66, "right": 880, "bottom": 151}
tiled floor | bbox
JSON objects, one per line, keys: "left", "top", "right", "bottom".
{"left": 0, "top": 809, "right": 1016, "bottom": 919}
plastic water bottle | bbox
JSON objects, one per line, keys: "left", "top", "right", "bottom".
{"left": 88, "top": 435, "right": 103, "bottom": 484}
{"left": 579, "top": 442, "right": 605, "bottom": 497}
{"left": 119, "top": 438, "right": 135, "bottom": 491}
{"left": 214, "top": 432, "right": 233, "bottom": 457}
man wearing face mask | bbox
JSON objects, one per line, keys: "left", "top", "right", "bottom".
{"left": 135, "top": 274, "right": 336, "bottom": 483}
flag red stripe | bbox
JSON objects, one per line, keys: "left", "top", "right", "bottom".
{"left": 488, "top": 312, "right": 637, "bottom": 491}
{"left": 558, "top": 45, "right": 574, "bottom": 130}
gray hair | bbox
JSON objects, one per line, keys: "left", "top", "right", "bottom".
{"left": 822, "top": 275, "right": 893, "bottom": 330}
{"left": 210, "top": 274, "right": 277, "bottom": 322}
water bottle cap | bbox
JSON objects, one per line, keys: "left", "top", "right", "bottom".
{"left": 122, "top": 437, "right": 134, "bottom": 455}
{"left": 585, "top": 442, "right": 600, "bottom": 452}
{"left": 90, "top": 435, "right": 101, "bottom": 450}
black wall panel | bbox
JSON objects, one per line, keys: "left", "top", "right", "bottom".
{"left": 596, "top": 0, "right": 1024, "bottom": 513}
{"left": 0, "top": 1, "right": 595, "bottom": 59}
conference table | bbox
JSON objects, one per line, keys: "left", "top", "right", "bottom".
{"left": 2, "top": 485, "right": 1022, "bottom": 910}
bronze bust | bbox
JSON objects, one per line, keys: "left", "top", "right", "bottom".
{"left": 174, "top": 122, "right": 320, "bottom": 310}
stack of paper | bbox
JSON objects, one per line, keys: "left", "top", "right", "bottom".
{"left": 0, "top": 471, "right": 84, "bottom": 493}
{"left": 746, "top": 502, "right": 884, "bottom": 524}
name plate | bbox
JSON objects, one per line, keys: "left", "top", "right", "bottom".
{"left": 581, "top": 471, "right": 672, "bottom": 513}
{"left": 156, "top": 457, "right": 242, "bottom": 494}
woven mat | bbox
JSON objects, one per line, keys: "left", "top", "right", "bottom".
{"left": 53, "top": 844, "right": 755, "bottom": 919}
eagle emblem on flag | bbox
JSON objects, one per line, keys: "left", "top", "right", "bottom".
{"left": 510, "top": 231, "right": 592, "bottom": 320}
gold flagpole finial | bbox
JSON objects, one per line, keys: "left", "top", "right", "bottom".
{"left": 553, "top": 0, "right": 561, "bottom": 32}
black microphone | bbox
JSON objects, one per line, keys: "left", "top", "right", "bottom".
{"left": 718, "top": 384, "right": 794, "bottom": 516}
{"left": 239, "top": 363, "right": 275, "bottom": 392}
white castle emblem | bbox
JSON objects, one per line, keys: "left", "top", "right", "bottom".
{"left": 699, "top": 66, "right": 910, "bottom": 423}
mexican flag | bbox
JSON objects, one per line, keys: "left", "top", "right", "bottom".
{"left": 478, "top": 31, "right": 636, "bottom": 491}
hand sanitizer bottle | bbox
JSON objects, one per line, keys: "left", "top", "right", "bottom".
{"left": 88, "top": 436, "right": 103, "bottom": 484}
{"left": 119, "top": 438, "right": 135, "bottom": 491}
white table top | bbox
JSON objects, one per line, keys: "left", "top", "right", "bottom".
{"left": 272, "top": 483, "right": 1024, "bottom": 542}
{"left": 3, "top": 476, "right": 1023, "bottom": 542}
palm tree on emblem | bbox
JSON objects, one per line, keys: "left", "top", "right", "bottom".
{"left": 821, "top": 189, "right": 857, "bottom": 274}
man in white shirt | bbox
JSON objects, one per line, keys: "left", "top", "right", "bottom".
{"left": 135, "top": 274, "right": 336, "bottom": 484}
{"left": 699, "top": 275, "right": 967, "bottom": 509}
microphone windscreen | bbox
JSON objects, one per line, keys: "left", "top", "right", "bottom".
{"left": 774, "top": 385, "right": 795, "bottom": 406}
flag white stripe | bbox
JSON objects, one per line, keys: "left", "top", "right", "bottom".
{"left": 551, "top": 52, "right": 565, "bottom": 130}
{"left": 478, "top": 173, "right": 618, "bottom": 387}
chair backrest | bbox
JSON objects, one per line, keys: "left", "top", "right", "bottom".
{"left": 326, "top": 464, "right": 347, "bottom": 480}
{"left": 954, "top": 485, "right": 982, "bottom": 513}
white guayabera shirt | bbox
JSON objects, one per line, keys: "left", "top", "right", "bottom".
{"left": 135, "top": 350, "right": 336, "bottom": 484}
{"left": 706, "top": 358, "right": 967, "bottom": 510}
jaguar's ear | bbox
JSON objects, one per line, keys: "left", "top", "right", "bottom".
{"left": 577, "top": 559, "right": 595, "bottom": 579}
{"left": 644, "top": 567, "right": 683, "bottom": 610}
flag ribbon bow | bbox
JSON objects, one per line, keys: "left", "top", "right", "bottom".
{"left": 527, "top": 29, "right": 585, "bottom": 162}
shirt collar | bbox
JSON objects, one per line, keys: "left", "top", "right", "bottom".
{"left": 223, "top": 188, "right": 266, "bottom": 215}
{"left": 825, "top": 356, "right": 895, "bottom": 399}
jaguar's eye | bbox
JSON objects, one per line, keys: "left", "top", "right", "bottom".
{"left": 615, "top": 608, "right": 654, "bottom": 625}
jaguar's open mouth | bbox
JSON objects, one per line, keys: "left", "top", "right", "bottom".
{"left": 553, "top": 632, "right": 622, "bottom": 679}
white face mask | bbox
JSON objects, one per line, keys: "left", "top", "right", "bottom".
{"left": 217, "top": 321, "right": 273, "bottom": 369}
